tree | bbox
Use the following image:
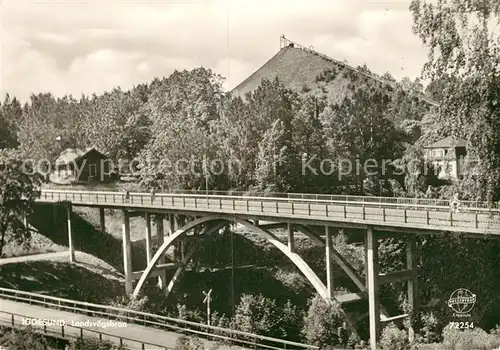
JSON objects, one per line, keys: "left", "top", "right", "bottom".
{"left": 320, "top": 84, "right": 404, "bottom": 195}
{"left": 232, "top": 294, "right": 280, "bottom": 337}
{"left": 0, "top": 150, "right": 41, "bottom": 256}
{"left": 254, "top": 119, "right": 289, "bottom": 193}
{"left": 301, "top": 295, "right": 352, "bottom": 348}
{"left": 0, "top": 94, "right": 22, "bottom": 149}
{"left": 17, "top": 93, "right": 80, "bottom": 163}
{"left": 138, "top": 68, "right": 225, "bottom": 190}
{"left": 276, "top": 300, "right": 305, "bottom": 342}
{"left": 77, "top": 88, "right": 151, "bottom": 160}
{"left": 410, "top": 0, "right": 500, "bottom": 202}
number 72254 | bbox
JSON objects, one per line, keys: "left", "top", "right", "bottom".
{"left": 449, "top": 322, "right": 474, "bottom": 329}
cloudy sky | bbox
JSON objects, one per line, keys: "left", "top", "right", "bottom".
{"left": 1, "top": 0, "right": 430, "bottom": 103}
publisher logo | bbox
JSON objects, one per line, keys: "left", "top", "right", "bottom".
{"left": 448, "top": 288, "right": 476, "bottom": 317}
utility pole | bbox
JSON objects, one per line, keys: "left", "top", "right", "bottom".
{"left": 203, "top": 289, "right": 213, "bottom": 326}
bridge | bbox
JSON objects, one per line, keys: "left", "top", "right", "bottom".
{"left": 32, "top": 188, "right": 500, "bottom": 349}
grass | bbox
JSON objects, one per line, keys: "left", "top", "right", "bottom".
{"left": 0, "top": 260, "right": 123, "bottom": 302}
{"left": 29, "top": 203, "right": 148, "bottom": 272}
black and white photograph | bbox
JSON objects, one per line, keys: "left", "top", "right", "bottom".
{"left": 0, "top": 0, "right": 499, "bottom": 349}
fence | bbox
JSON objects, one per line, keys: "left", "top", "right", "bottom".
{"left": 0, "top": 287, "right": 317, "bottom": 350}
{"left": 40, "top": 186, "right": 500, "bottom": 210}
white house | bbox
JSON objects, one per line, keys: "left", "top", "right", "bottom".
{"left": 423, "top": 136, "right": 468, "bottom": 180}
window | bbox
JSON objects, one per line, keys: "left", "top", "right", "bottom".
{"left": 89, "top": 164, "right": 97, "bottom": 177}
{"left": 432, "top": 149, "right": 444, "bottom": 158}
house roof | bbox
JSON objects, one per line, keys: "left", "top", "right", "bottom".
{"left": 425, "top": 136, "right": 468, "bottom": 149}
{"left": 55, "top": 147, "right": 107, "bottom": 164}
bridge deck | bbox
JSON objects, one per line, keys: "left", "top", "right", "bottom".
{"left": 37, "top": 189, "right": 500, "bottom": 235}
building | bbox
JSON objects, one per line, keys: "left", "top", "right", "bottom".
{"left": 50, "top": 147, "right": 114, "bottom": 184}
{"left": 423, "top": 136, "right": 468, "bottom": 180}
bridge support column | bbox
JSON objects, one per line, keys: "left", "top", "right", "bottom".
{"left": 407, "top": 235, "right": 417, "bottom": 342}
{"left": 325, "top": 226, "right": 334, "bottom": 299}
{"left": 67, "top": 205, "right": 75, "bottom": 263}
{"left": 99, "top": 208, "right": 105, "bottom": 233}
{"left": 122, "top": 210, "right": 133, "bottom": 295}
{"left": 155, "top": 215, "right": 167, "bottom": 289}
{"left": 287, "top": 223, "right": 295, "bottom": 252}
{"left": 168, "top": 214, "right": 175, "bottom": 236}
{"left": 175, "top": 216, "right": 185, "bottom": 261}
{"left": 365, "top": 226, "right": 380, "bottom": 350}
{"left": 145, "top": 213, "right": 152, "bottom": 263}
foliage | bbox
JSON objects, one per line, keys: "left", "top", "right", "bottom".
{"left": 138, "top": 68, "right": 225, "bottom": 190}
{"left": 410, "top": 0, "right": 500, "bottom": 202}
{"left": 0, "top": 94, "right": 22, "bottom": 149}
{"left": 232, "top": 293, "right": 280, "bottom": 337}
{"left": 276, "top": 300, "right": 305, "bottom": 341}
{"left": 0, "top": 326, "right": 49, "bottom": 350}
{"left": 176, "top": 303, "right": 204, "bottom": 323}
{"left": 108, "top": 294, "right": 149, "bottom": 311}
{"left": 380, "top": 323, "right": 410, "bottom": 350}
{"left": 0, "top": 149, "right": 41, "bottom": 256}
{"left": 440, "top": 327, "right": 500, "bottom": 350}
{"left": 301, "top": 294, "right": 351, "bottom": 348}
{"left": 174, "top": 335, "right": 204, "bottom": 350}
{"left": 320, "top": 83, "right": 404, "bottom": 195}
{"left": 68, "top": 337, "right": 123, "bottom": 349}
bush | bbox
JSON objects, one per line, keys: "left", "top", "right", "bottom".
{"left": 414, "top": 311, "right": 443, "bottom": 344}
{"left": 174, "top": 335, "right": 204, "bottom": 350}
{"left": 441, "top": 327, "right": 500, "bottom": 350}
{"left": 301, "top": 294, "right": 351, "bottom": 348}
{"left": 380, "top": 323, "right": 410, "bottom": 350}
{"left": 107, "top": 295, "right": 149, "bottom": 321}
{"left": 176, "top": 303, "right": 204, "bottom": 323}
{"left": 68, "top": 336, "right": 123, "bottom": 349}
{"left": 232, "top": 294, "right": 280, "bottom": 337}
{"left": 0, "top": 326, "right": 49, "bottom": 350}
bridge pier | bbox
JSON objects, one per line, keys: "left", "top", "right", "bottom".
{"left": 325, "top": 226, "right": 334, "bottom": 299}
{"left": 145, "top": 213, "right": 152, "bottom": 262}
{"left": 99, "top": 208, "right": 105, "bottom": 233}
{"left": 155, "top": 215, "right": 167, "bottom": 289}
{"left": 175, "top": 216, "right": 185, "bottom": 261}
{"left": 406, "top": 236, "right": 417, "bottom": 342}
{"left": 365, "top": 226, "right": 380, "bottom": 350}
{"left": 122, "top": 210, "right": 133, "bottom": 294}
{"left": 287, "top": 223, "right": 295, "bottom": 252}
{"left": 67, "top": 205, "right": 75, "bottom": 263}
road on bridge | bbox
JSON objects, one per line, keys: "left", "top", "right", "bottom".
{"left": 0, "top": 299, "right": 241, "bottom": 350}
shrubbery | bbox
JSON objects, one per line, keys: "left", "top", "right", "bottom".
{"left": 380, "top": 323, "right": 410, "bottom": 350}
{"left": 301, "top": 294, "right": 353, "bottom": 348}
{"left": 0, "top": 325, "right": 124, "bottom": 350}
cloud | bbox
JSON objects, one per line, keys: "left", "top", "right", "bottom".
{"left": 1, "top": 0, "right": 428, "bottom": 102}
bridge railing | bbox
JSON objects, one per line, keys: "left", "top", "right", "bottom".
{"left": 40, "top": 185, "right": 499, "bottom": 210}
{"left": 36, "top": 189, "right": 500, "bottom": 233}
{"left": 0, "top": 287, "right": 318, "bottom": 350}
{"left": 0, "top": 310, "right": 171, "bottom": 349}
{"left": 38, "top": 188, "right": 500, "bottom": 215}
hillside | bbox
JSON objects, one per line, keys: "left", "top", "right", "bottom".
{"left": 231, "top": 37, "right": 438, "bottom": 108}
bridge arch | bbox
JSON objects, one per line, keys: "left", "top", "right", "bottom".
{"left": 132, "top": 214, "right": 329, "bottom": 299}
